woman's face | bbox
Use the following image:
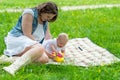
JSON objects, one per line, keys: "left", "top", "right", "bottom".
{"left": 40, "top": 13, "right": 56, "bottom": 22}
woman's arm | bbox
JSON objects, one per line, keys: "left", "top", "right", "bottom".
{"left": 22, "top": 14, "right": 35, "bottom": 40}
{"left": 45, "top": 24, "right": 52, "bottom": 40}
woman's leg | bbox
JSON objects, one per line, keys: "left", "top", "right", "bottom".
{"left": 3, "top": 43, "right": 44, "bottom": 76}
{"left": 0, "top": 45, "right": 34, "bottom": 64}
{"left": 0, "top": 55, "right": 19, "bottom": 64}
{"left": 35, "top": 52, "right": 49, "bottom": 64}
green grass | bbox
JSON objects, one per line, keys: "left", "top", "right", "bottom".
{"left": 0, "top": 0, "right": 120, "bottom": 9}
{"left": 51, "top": 7, "right": 120, "bottom": 57}
{"left": 0, "top": 63, "right": 120, "bottom": 80}
{"left": 0, "top": 0, "right": 120, "bottom": 80}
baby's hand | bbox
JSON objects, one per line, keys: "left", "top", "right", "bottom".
{"left": 48, "top": 52, "right": 56, "bottom": 59}
{"left": 51, "top": 52, "right": 56, "bottom": 57}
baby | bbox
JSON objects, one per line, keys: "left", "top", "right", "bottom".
{"left": 42, "top": 33, "right": 68, "bottom": 61}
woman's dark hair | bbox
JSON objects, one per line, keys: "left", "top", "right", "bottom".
{"left": 37, "top": 2, "right": 58, "bottom": 22}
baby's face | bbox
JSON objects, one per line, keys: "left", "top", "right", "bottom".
{"left": 57, "top": 42, "right": 65, "bottom": 48}
{"left": 57, "top": 39, "right": 67, "bottom": 48}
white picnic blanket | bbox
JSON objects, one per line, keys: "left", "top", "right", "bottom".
{"left": 48, "top": 38, "right": 120, "bottom": 67}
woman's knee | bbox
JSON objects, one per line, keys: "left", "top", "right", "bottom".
{"left": 37, "top": 53, "right": 49, "bottom": 64}
{"left": 40, "top": 57, "right": 49, "bottom": 64}
{"left": 32, "top": 43, "right": 44, "bottom": 54}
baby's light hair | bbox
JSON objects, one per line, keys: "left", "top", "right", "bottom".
{"left": 58, "top": 33, "right": 69, "bottom": 42}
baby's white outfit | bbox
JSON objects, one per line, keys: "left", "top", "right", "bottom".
{"left": 42, "top": 39, "right": 65, "bottom": 54}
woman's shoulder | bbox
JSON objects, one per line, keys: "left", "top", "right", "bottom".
{"left": 22, "top": 8, "right": 34, "bottom": 16}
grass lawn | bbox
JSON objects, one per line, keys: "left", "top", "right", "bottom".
{"left": 0, "top": 0, "right": 120, "bottom": 9}
{"left": 0, "top": 0, "right": 120, "bottom": 80}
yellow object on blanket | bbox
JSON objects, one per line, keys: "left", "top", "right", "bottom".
{"left": 54, "top": 56, "right": 64, "bottom": 62}
{"left": 52, "top": 52, "right": 64, "bottom": 62}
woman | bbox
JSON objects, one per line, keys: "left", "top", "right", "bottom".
{"left": 2, "top": 2, "right": 58, "bottom": 76}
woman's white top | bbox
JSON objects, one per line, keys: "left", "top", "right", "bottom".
{"left": 4, "top": 9, "right": 44, "bottom": 56}
{"left": 22, "top": 9, "right": 44, "bottom": 42}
